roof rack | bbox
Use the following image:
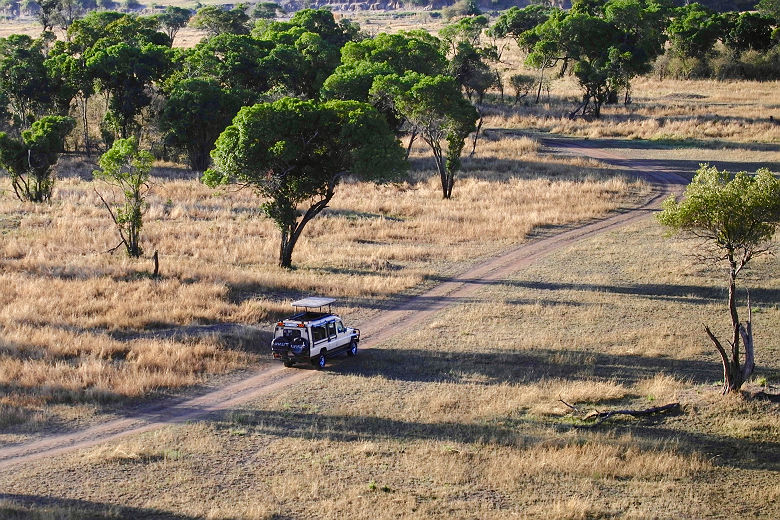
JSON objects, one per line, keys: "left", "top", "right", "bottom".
{"left": 291, "top": 297, "right": 336, "bottom": 313}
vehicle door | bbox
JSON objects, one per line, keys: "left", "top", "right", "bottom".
{"left": 335, "top": 320, "right": 350, "bottom": 347}
{"left": 310, "top": 324, "right": 328, "bottom": 356}
{"left": 326, "top": 320, "right": 343, "bottom": 350}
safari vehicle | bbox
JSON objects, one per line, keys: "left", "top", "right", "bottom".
{"left": 271, "top": 297, "right": 360, "bottom": 368}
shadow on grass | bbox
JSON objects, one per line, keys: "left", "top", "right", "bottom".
{"left": 0, "top": 493, "right": 197, "bottom": 520}
{"left": 208, "top": 385, "right": 780, "bottom": 472}
{"left": 330, "top": 346, "right": 727, "bottom": 387}
{"left": 340, "top": 276, "right": 778, "bottom": 312}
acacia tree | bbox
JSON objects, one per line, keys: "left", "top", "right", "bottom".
{"left": 205, "top": 97, "right": 406, "bottom": 268}
{"left": 191, "top": 5, "right": 250, "bottom": 36}
{"left": 490, "top": 4, "right": 556, "bottom": 103}
{"left": 371, "top": 73, "right": 477, "bottom": 199}
{"left": 0, "top": 34, "right": 52, "bottom": 128}
{"left": 657, "top": 165, "right": 780, "bottom": 394}
{"left": 93, "top": 137, "right": 153, "bottom": 258}
{"left": 159, "top": 78, "right": 242, "bottom": 172}
{"left": 0, "top": 115, "right": 74, "bottom": 202}
{"left": 156, "top": 6, "right": 192, "bottom": 44}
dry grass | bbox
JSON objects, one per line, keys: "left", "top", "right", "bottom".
{"left": 491, "top": 42, "right": 780, "bottom": 144}
{"left": 1, "top": 15, "right": 779, "bottom": 519}
{"left": 2, "top": 221, "right": 777, "bottom": 519}
{"left": 0, "top": 126, "right": 641, "bottom": 435}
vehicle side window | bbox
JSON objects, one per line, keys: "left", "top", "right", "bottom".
{"left": 336, "top": 321, "right": 346, "bottom": 334}
{"left": 327, "top": 321, "right": 336, "bottom": 339}
{"left": 312, "top": 326, "right": 327, "bottom": 343}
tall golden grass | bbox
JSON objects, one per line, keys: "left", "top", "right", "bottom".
{"left": 0, "top": 126, "right": 642, "bottom": 433}
{"left": 4, "top": 221, "right": 774, "bottom": 518}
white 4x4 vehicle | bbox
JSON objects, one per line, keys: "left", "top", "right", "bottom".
{"left": 271, "top": 297, "right": 360, "bottom": 368}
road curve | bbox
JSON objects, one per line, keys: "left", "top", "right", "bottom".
{"left": 0, "top": 137, "right": 689, "bottom": 471}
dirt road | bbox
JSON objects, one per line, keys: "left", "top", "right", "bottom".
{"left": 0, "top": 137, "right": 689, "bottom": 471}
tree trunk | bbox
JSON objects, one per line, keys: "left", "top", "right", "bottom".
{"left": 277, "top": 184, "right": 337, "bottom": 268}
{"left": 279, "top": 227, "right": 295, "bottom": 269}
{"left": 82, "top": 96, "right": 91, "bottom": 158}
{"left": 431, "top": 145, "right": 450, "bottom": 199}
{"left": 704, "top": 257, "right": 753, "bottom": 394}
{"left": 469, "top": 113, "right": 483, "bottom": 158}
{"left": 405, "top": 130, "right": 417, "bottom": 161}
{"left": 535, "top": 67, "right": 545, "bottom": 104}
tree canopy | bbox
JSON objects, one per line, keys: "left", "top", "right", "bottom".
{"left": 658, "top": 165, "right": 780, "bottom": 393}
{"left": 0, "top": 114, "right": 75, "bottom": 202}
{"left": 371, "top": 73, "right": 477, "bottom": 199}
{"left": 205, "top": 98, "right": 406, "bottom": 268}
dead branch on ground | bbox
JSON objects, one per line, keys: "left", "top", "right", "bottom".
{"left": 558, "top": 398, "right": 681, "bottom": 426}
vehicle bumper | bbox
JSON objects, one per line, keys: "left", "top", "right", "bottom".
{"left": 272, "top": 349, "right": 310, "bottom": 364}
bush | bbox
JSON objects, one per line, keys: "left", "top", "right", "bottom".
{"left": 442, "top": 0, "right": 482, "bottom": 21}
{"left": 714, "top": 46, "right": 780, "bottom": 80}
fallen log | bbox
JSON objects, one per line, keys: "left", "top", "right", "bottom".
{"left": 559, "top": 399, "right": 681, "bottom": 425}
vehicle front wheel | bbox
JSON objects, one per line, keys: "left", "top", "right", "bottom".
{"left": 313, "top": 350, "right": 326, "bottom": 369}
{"left": 283, "top": 360, "right": 294, "bottom": 368}
{"left": 347, "top": 340, "right": 358, "bottom": 357}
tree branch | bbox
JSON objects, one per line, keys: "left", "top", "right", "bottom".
{"left": 94, "top": 187, "right": 129, "bottom": 253}
{"left": 705, "top": 324, "right": 731, "bottom": 395}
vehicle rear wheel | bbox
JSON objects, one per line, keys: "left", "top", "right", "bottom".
{"left": 313, "top": 350, "right": 326, "bottom": 369}
{"left": 347, "top": 340, "right": 358, "bottom": 357}
{"left": 283, "top": 360, "right": 294, "bottom": 368}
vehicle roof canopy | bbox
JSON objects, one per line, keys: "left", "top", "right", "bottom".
{"left": 292, "top": 297, "right": 335, "bottom": 310}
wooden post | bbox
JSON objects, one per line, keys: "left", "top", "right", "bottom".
{"left": 152, "top": 250, "right": 159, "bottom": 279}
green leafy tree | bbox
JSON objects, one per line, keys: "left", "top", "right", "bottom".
{"left": 182, "top": 33, "right": 274, "bottom": 103}
{"left": 489, "top": 5, "right": 551, "bottom": 44}
{"left": 0, "top": 34, "right": 52, "bottom": 128}
{"left": 45, "top": 38, "right": 97, "bottom": 154}
{"left": 322, "top": 31, "right": 448, "bottom": 145}
{"left": 371, "top": 73, "right": 477, "bottom": 199}
{"left": 205, "top": 97, "right": 406, "bottom": 268}
{"left": 668, "top": 3, "right": 722, "bottom": 61}
{"left": 87, "top": 42, "right": 173, "bottom": 139}
{"left": 191, "top": 4, "right": 250, "bottom": 37}
{"left": 0, "top": 115, "right": 75, "bottom": 202}
{"left": 159, "top": 78, "right": 243, "bottom": 172}
{"left": 93, "top": 136, "right": 153, "bottom": 258}
{"left": 338, "top": 31, "right": 447, "bottom": 80}
{"left": 32, "top": 0, "right": 60, "bottom": 32}
{"left": 490, "top": 4, "right": 555, "bottom": 102}
{"left": 156, "top": 6, "right": 192, "bottom": 43}
{"left": 66, "top": 13, "right": 173, "bottom": 142}
{"left": 52, "top": 0, "right": 85, "bottom": 32}
{"left": 757, "top": 0, "right": 780, "bottom": 23}
{"left": 603, "top": 0, "right": 668, "bottom": 103}
{"left": 721, "top": 12, "right": 774, "bottom": 54}
{"left": 251, "top": 2, "right": 283, "bottom": 20}
{"left": 523, "top": 0, "right": 668, "bottom": 116}
{"left": 255, "top": 8, "right": 359, "bottom": 49}
{"left": 657, "top": 165, "right": 780, "bottom": 394}
{"left": 439, "top": 14, "right": 489, "bottom": 56}
{"left": 509, "top": 73, "right": 535, "bottom": 104}
{"left": 253, "top": 9, "right": 359, "bottom": 99}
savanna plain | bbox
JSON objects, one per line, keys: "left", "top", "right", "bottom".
{"left": 1, "top": 12, "right": 780, "bottom": 520}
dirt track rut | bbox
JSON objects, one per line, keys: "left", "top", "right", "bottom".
{"left": 0, "top": 137, "right": 689, "bottom": 471}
